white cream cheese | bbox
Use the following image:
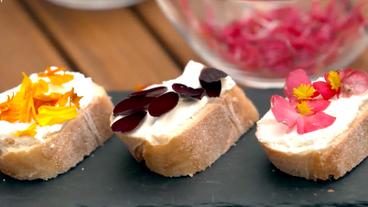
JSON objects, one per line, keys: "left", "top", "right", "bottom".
{"left": 257, "top": 92, "right": 368, "bottom": 153}
{"left": 0, "top": 69, "right": 95, "bottom": 142}
{"left": 113, "top": 60, "right": 236, "bottom": 144}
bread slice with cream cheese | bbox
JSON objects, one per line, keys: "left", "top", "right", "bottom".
{"left": 111, "top": 61, "right": 259, "bottom": 176}
{"left": 256, "top": 68, "right": 368, "bottom": 181}
{"left": 0, "top": 68, "right": 113, "bottom": 180}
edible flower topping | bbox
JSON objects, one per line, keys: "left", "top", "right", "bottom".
{"left": 36, "top": 106, "right": 78, "bottom": 126}
{"left": 340, "top": 69, "right": 368, "bottom": 97}
{"left": 0, "top": 67, "right": 82, "bottom": 137}
{"left": 111, "top": 67, "right": 228, "bottom": 133}
{"left": 296, "top": 101, "right": 313, "bottom": 116}
{"left": 313, "top": 71, "right": 341, "bottom": 100}
{"left": 271, "top": 95, "right": 334, "bottom": 134}
{"left": 284, "top": 69, "right": 318, "bottom": 101}
{"left": 327, "top": 71, "right": 341, "bottom": 91}
{"left": 38, "top": 66, "right": 74, "bottom": 86}
{"left": 293, "top": 84, "right": 317, "bottom": 101}
{"left": 14, "top": 124, "right": 37, "bottom": 137}
{"left": 271, "top": 68, "right": 368, "bottom": 134}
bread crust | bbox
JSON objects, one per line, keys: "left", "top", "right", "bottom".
{"left": 116, "top": 86, "right": 259, "bottom": 177}
{"left": 0, "top": 84, "right": 113, "bottom": 180}
{"left": 258, "top": 101, "right": 368, "bottom": 181}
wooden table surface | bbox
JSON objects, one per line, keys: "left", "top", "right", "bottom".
{"left": 1, "top": 0, "right": 368, "bottom": 91}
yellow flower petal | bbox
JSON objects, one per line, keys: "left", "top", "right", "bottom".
{"left": 48, "top": 74, "right": 74, "bottom": 85}
{"left": 36, "top": 105, "right": 77, "bottom": 126}
{"left": 14, "top": 123, "right": 37, "bottom": 137}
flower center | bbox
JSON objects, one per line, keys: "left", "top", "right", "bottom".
{"left": 296, "top": 101, "right": 313, "bottom": 116}
{"left": 327, "top": 71, "right": 341, "bottom": 91}
{"left": 293, "top": 84, "right": 316, "bottom": 100}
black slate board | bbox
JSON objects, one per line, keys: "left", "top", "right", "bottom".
{"left": 1, "top": 89, "right": 368, "bottom": 207}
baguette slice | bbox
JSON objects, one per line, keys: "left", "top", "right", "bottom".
{"left": 257, "top": 101, "right": 368, "bottom": 181}
{"left": 0, "top": 81, "right": 113, "bottom": 180}
{"left": 256, "top": 68, "right": 368, "bottom": 181}
{"left": 115, "top": 84, "right": 259, "bottom": 177}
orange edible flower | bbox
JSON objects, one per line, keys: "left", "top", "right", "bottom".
{"left": 14, "top": 123, "right": 37, "bottom": 137}
{"left": 48, "top": 74, "right": 74, "bottom": 85}
{"left": 0, "top": 95, "right": 14, "bottom": 113}
{"left": 0, "top": 73, "right": 36, "bottom": 123}
{"left": 38, "top": 66, "right": 74, "bottom": 86}
{"left": 57, "top": 88, "right": 83, "bottom": 109}
{"left": 0, "top": 69, "right": 82, "bottom": 137}
{"left": 36, "top": 105, "right": 77, "bottom": 126}
{"left": 39, "top": 66, "right": 66, "bottom": 76}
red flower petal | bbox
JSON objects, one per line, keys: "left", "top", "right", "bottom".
{"left": 271, "top": 95, "right": 299, "bottom": 128}
{"left": 296, "top": 112, "right": 336, "bottom": 134}
{"left": 306, "top": 99, "right": 330, "bottom": 113}
{"left": 340, "top": 69, "right": 368, "bottom": 97}
{"left": 284, "top": 69, "right": 312, "bottom": 99}
{"left": 312, "top": 81, "right": 336, "bottom": 100}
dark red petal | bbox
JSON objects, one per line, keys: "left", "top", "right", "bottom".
{"left": 296, "top": 112, "right": 336, "bottom": 134}
{"left": 113, "top": 96, "right": 154, "bottom": 116}
{"left": 284, "top": 69, "right": 311, "bottom": 99}
{"left": 200, "top": 80, "right": 222, "bottom": 97}
{"left": 111, "top": 111, "right": 147, "bottom": 133}
{"left": 129, "top": 86, "right": 168, "bottom": 97}
{"left": 340, "top": 69, "right": 368, "bottom": 97}
{"left": 148, "top": 92, "right": 179, "bottom": 117}
{"left": 172, "top": 83, "right": 205, "bottom": 99}
{"left": 271, "top": 95, "right": 299, "bottom": 129}
{"left": 199, "top": 68, "right": 228, "bottom": 83}
{"left": 312, "top": 81, "right": 336, "bottom": 100}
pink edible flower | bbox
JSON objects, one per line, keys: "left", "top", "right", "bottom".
{"left": 271, "top": 69, "right": 334, "bottom": 134}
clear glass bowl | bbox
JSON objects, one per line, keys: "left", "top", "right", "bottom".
{"left": 157, "top": 0, "right": 368, "bottom": 88}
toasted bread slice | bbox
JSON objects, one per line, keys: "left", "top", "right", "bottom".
{"left": 257, "top": 101, "right": 368, "bottom": 181}
{"left": 0, "top": 83, "right": 113, "bottom": 180}
{"left": 115, "top": 85, "right": 259, "bottom": 176}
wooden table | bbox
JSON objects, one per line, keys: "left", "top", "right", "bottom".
{"left": 1, "top": 0, "right": 368, "bottom": 92}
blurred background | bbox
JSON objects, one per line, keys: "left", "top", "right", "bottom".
{"left": 0, "top": 0, "right": 197, "bottom": 92}
{"left": 1, "top": 0, "right": 368, "bottom": 91}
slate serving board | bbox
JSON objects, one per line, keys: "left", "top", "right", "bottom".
{"left": 1, "top": 89, "right": 368, "bottom": 207}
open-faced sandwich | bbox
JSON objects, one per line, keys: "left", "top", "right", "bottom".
{"left": 111, "top": 61, "right": 259, "bottom": 177}
{"left": 256, "top": 68, "right": 368, "bottom": 180}
{"left": 0, "top": 67, "right": 113, "bottom": 180}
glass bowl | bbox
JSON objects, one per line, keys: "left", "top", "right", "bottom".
{"left": 47, "top": 0, "right": 143, "bottom": 10}
{"left": 157, "top": 0, "right": 368, "bottom": 88}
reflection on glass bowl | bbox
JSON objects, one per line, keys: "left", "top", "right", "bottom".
{"left": 47, "top": 0, "right": 143, "bottom": 10}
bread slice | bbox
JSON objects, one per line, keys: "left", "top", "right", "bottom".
{"left": 115, "top": 86, "right": 259, "bottom": 177}
{"left": 0, "top": 83, "right": 113, "bottom": 180}
{"left": 257, "top": 100, "right": 368, "bottom": 181}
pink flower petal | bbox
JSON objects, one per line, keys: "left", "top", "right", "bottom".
{"left": 340, "top": 69, "right": 368, "bottom": 97}
{"left": 271, "top": 95, "right": 299, "bottom": 128}
{"left": 312, "top": 81, "right": 336, "bottom": 99}
{"left": 296, "top": 112, "right": 336, "bottom": 134}
{"left": 306, "top": 99, "right": 330, "bottom": 113}
{"left": 284, "top": 69, "right": 311, "bottom": 99}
